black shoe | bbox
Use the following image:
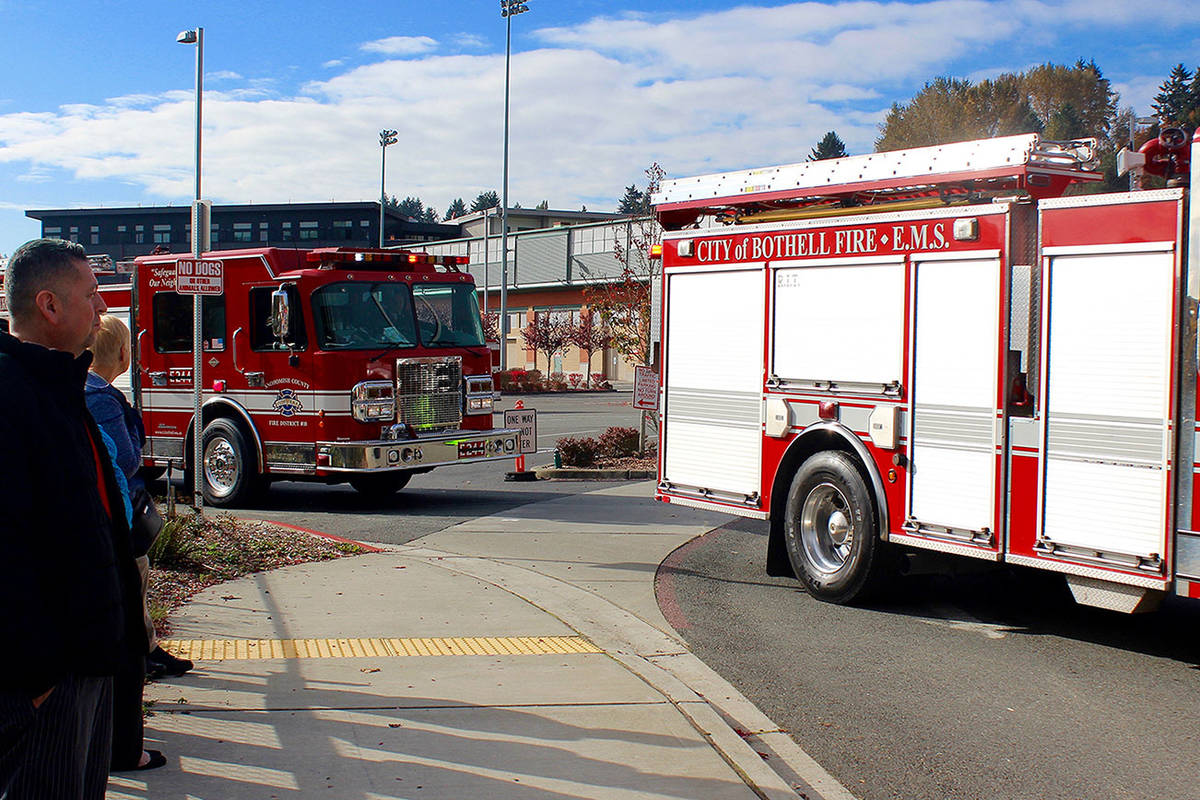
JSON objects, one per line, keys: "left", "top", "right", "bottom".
{"left": 113, "top": 749, "right": 167, "bottom": 772}
{"left": 148, "top": 646, "right": 193, "bottom": 677}
{"left": 145, "top": 659, "right": 167, "bottom": 680}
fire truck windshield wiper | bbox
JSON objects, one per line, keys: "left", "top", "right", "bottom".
{"left": 368, "top": 342, "right": 410, "bottom": 363}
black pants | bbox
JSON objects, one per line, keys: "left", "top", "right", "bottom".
{"left": 109, "top": 650, "right": 145, "bottom": 772}
{"left": 6, "top": 674, "right": 112, "bottom": 800}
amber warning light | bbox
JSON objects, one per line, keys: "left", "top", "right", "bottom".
{"left": 649, "top": 243, "right": 663, "bottom": 259}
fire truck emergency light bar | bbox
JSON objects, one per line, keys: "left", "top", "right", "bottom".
{"left": 306, "top": 248, "right": 469, "bottom": 269}
{"left": 652, "top": 133, "right": 1101, "bottom": 213}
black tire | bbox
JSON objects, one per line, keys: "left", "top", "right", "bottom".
{"left": 783, "top": 451, "right": 890, "bottom": 604}
{"left": 350, "top": 471, "right": 412, "bottom": 499}
{"left": 200, "top": 418, "right": 257, "bottom": 507}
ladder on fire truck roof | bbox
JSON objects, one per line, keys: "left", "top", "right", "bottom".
{"left": 653, "top": 133, "right": 1102, "bottom": 226}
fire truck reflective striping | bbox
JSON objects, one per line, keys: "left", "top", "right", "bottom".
{"left": 653, "top": 130, "right": 1197, "bottom": 612}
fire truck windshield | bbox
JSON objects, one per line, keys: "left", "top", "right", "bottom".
{"left": 311, "top": 282, "right": 418, "bottom": 351}
{"left": 413, "top": 283, "right": 485, "bottom": 347}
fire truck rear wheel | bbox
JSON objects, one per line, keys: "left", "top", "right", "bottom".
{"left": 200, "top": 418, "right": 257, "bottom": 507}
{"left": 349, "top": 472, "right": 412, "bottom": 498}
{"left": 783, "top": 451, "right": 886, "bottom": 605}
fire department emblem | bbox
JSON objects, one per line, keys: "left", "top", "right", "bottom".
{"left": 272, "top": 389, "right": 303, "bottom": 417}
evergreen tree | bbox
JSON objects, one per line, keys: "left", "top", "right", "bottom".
{"left": 808, "top": 131, "right": 848, "bottom": 161}
{"left": 1044, "top": 103, "right": 1086, "bottom": 140}
{"left": 394, "top": 196, "right": 427, "bottom": 220}
{"left": 1153, "top": 64, "right": 1199, "bottom": 133}
{"left": 617, "top": 184, "right": 648, "bottom": 213}
{"left": 470, "top": 191, "right": 500, "bottom": 212}
{"left": 444, "top": 197, "right": 466, "bottom": 220}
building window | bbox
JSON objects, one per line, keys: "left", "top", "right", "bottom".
{"left": 281, "top": 222, "right": 293, "bottom": 241}
{"left": 44, "top": 226, "right": 62, "bottom": 238}
{"left": 299, "top": 221, "right": 319, "bottom": 241}
{"left": 332, "top": 220, "right": 353, "bottom": 240}
{"left": 210, "top": 223, "right": 220, "bottom": 243}
{"left": 153, "top": 224, "right": 171, "bottom": 244}
{"left": 135, "top": 224, "right": 145, "bottom": 244}
{"left": 117, "top": 225, "right": 126, "bottom": 233}
{"left": 233, "top": 222, "right": 252, "bottom": 243}
{"left": 360, "top": 220, "right": 370, "bottom": 227}
{"left": 90, "top": 226, "right": 100, "bottom": 244}
{"left": 259, "top": 222, "right": 269, "bottom": 242}
{"left": 507, "top": 311, "right": 525, "bottom": 338}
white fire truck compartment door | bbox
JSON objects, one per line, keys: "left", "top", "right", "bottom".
{"left": 907, "top": 253, "right": 1002, "bottom": 545}
{"left": 1039, "top": 246, "right": 1174, "bottom": 563}
{"left": 661, "top": 267, "right": 764, "bottom": 504}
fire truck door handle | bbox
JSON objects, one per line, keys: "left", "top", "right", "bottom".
{"left": 232, "top": 327, "right": 245, "bottom": 374}
{"left": 135, "top": 328, "right": 147, "bottom": 378}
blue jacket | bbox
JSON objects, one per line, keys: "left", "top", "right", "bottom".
{"left": 84, "top": 371, "right": 145, "bottom": 494}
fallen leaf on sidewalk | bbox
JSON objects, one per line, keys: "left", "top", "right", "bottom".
{"left": 388, "top": 723, "right": 403, "bottom": 728}
{"left": 360, "top": 667, "right": 380, "bottom": 673}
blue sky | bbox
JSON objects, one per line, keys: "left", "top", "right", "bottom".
{"left": 1, "top": 0, "right": 1197, "bottom": 256}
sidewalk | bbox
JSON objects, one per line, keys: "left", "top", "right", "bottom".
{"left": 111, "top": 482, "right": 854, "bottom": 800}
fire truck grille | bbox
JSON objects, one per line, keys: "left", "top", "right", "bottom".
{"left": 394, "top": 357, "right": 463, "bottom": 432}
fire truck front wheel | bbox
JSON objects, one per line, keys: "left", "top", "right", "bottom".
{"left": 200, "top": 418, "right": 258, "bottom": 507}
{"left": 783, "top": 451, "right": 888, "bottom": 605}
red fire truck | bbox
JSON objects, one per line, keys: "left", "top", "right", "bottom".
{"left": 652, "top": 129, "right": 1197, "bottom": 612}
{"left": 98, "top": 246, "right": 517, "bottom": 506}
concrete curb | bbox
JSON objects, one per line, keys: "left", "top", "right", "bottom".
{"left": 534, "top": 467, "right": 655, "bottom": 480}
{"left": 240, "top": 518, "right": 386, "bottom": 553}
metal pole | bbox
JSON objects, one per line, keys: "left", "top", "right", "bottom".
{"left": 482, "top": 207, "right": 490, "bottom": 318}
{"left": 378, "top": 129, "right": 397, "bottom": 248}
{"left": 379, "top": 142, "right": 387, "bottom": 248}
{"left": 192, "top": 27, "right": 204, "bottom": 512}
{"left": 1130, "top": 115, "right": 1136, "bottom": 192}
{"left": 499, "top": 11, "right": 512, "bottom": 371}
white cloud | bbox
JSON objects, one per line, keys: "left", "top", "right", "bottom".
{"left": 360, "top": 36, "right": 439, "bottom": 56}
{"left": 323, "top": 59, "right": 344, "bottom": 68}
{"left": 452, "top": 33, "right": 487, "bottom": 49}
{"left": 0, "top": 0, "right": 1195, "bottom": 229}
{"left": 208, "top": 70, "right": 244, "bottom": 82}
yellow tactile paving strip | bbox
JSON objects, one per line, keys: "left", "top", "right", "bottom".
{"left": 158, "top": 636, "right": 603, "bottom": 661}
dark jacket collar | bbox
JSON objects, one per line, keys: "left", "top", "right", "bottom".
{"left": 0, "top": 331, "right": 93, "bottom": 393}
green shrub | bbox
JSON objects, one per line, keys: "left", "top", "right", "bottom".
{"left": 598, "top": 426, "right": 640, "bottom": 458}
{"left": 147, "top": 512, "right": 202, "bottom": 569}
{"left": 556, "top": 435, "right": 599, "bottom": 467}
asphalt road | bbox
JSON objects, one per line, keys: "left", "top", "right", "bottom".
{"left": 173, "top": 389, "right": 1200, "bottom": 799}
{"left": 191, "top": 390, "right": 649, "bottom": 545}
{"left": 660, "top": 517, "right": 1200, "bottom": 800}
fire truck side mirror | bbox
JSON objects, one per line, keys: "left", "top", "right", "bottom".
{"left": 270, "top": 286, "right": 291, "bottom": 343}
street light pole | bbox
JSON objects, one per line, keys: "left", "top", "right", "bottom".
{"left": 499, "top": 0, "right": 529, "bottom": 372}
{"left": 177, "top": 26, "right": 205, "bottom": 512}
{"left": 1128, "top": 115, "right": 1157, "bottom": 191}
{"left": 379, "top": 129, "right": 397, "bottom": 248}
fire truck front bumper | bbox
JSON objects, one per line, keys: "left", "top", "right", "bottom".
{"left": 315, "top": 428, "right": 521, "bottom": 473}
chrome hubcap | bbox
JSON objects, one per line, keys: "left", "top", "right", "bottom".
{"left": 203, "top": 437, "right": 239, "bottom": 497}
{"left": 800, "top": 482, "right": 854, "bottom": 574}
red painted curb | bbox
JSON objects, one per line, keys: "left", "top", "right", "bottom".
{"left": 240, "top": 518, "right": 384, "bottom": 554}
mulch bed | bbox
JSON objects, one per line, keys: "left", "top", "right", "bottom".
{"left": 146, "top": 511, "right": 367, "bottom": 637}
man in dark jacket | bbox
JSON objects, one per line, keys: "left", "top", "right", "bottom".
{"left": 0, "top": 239, "right": 145, "bottom": 799}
